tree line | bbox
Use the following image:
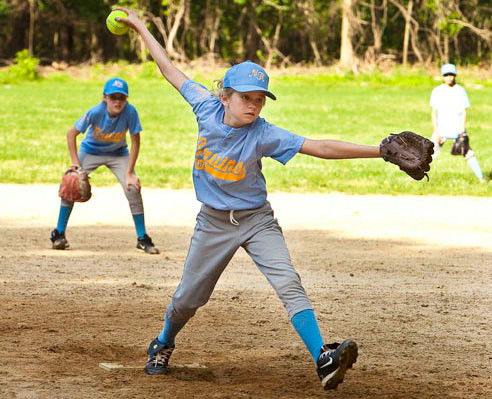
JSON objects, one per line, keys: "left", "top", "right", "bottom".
{"left": 2, "top": 0, "right": 491, "bottom": 70}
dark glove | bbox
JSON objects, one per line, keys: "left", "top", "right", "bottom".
{"left": 451, "top": 132, "right": 470, "bottom": 156}
{"left": 380, "top": 131, "right": 434, "bottom": 181}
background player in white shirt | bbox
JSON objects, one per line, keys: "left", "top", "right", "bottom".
{"left": 430, "top": 63, "right": 484, "bottom": 182}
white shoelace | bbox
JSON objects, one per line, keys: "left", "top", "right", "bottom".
{"left": 152, "top": 347, "right": 174, "bottom": 366}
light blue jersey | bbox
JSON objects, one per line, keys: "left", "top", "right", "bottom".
{"left": 75, "top": 102, "right": 142, "bottom": 156}
{"left": 180, "top": 79, "right": 305, "bottom": 210}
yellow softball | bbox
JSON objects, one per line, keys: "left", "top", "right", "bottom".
{"left": 106, "top": 10, "right": 129, "bottom": 36}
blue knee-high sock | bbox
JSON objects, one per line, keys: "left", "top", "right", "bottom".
{"left": 56, "top": 205, "right": 73, "bottom": 233}
{"left": 291, "top": 309, "right": 324, "bottom": 363}
{"left": 158, "top": 313, "right": 186, "bottom": 346}
{"left": 132, "top": 213, "right": 146, "bottom": 238}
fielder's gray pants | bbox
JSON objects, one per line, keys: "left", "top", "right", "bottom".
{"left": 60, "top": 152, "right": 144, "bottom": 215}
{"left": 166, "top": 201, "right": 313, "bottom": 324}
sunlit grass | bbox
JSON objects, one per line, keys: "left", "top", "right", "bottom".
{"left": 1, "top": 69, "right": 491, "bottom": 196}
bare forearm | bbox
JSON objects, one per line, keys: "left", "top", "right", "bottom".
{"left": 127, "top": 136, "right": 140, "bottom": 174}
{"left": 66, "top": 127, "right": 80, "bottom": 166}
{"left": 299, "top": 139, "right": 380, "bottom": 159}
{"left": 431, "top": 109, "right": 438, "bottom": 132}
{"left": 117, "top": 7, "right": 187, "bottom": 90}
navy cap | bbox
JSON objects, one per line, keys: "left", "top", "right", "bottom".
{"left": 223, "top": 61, "right": 276, "bottom": 100}
{"left": 103, "top": 77, "right": 129, "bottom": 96}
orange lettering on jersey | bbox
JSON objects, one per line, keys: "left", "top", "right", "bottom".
{"left": 193, "top": 84, "right": 212, "bottom": 102}
{"left": 194, "top": 135, "right": 246, "bottom": 181}
{"left": 93, "top": 125, "right": 127, "bottom": 143}
{"left": 195, "top": 136, "right": 207, "bottom": 156}
{"left": 224, "top": 159, "right": 237, "bottom": 172}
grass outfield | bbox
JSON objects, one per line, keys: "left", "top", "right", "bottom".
{"left": 1, "top": 68, "right": 491, "bottom": 196}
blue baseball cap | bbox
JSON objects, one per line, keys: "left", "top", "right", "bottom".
{"left": 441, "top": 63, "right": 457, "bottom": 76}
{"left": 224, "top": 61, "right": 276, "bottom": 100}
{"left": 103, "top": 77, "right": 129, "bottom": 96}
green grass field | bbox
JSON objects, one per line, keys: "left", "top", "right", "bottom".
{"left": 1, "top": 67, "right": 491, "bottom": 196}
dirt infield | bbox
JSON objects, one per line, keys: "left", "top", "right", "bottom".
{"left": 1, "top": 184, "right": 491, "bottom": 398}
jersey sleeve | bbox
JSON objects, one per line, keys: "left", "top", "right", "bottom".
{"left": 74, "top": 109, "right": 92, "bottom": 133}
{"left": 179, "top": 79, "right": 219, "bottom": 120}
{"left": 127, "top": 105, "right": 143, "bottom": 135}
{"left": 257, "top": 122, "right": 305, "bottom": 165}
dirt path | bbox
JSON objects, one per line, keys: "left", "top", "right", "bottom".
{"left": 1, "top": 184, "right": 491, "bottom": 398}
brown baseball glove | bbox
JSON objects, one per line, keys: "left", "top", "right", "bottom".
{"left": 380, "top": 131, "right": 434, "bottom": 181}
{"left": 58, "top": 166, "right": 92, "bottom": 202}
{"left": 451, "top": 132, "right": 470, "bottom": 156}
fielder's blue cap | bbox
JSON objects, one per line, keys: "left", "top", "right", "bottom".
{"left": 103, "top": 77, "right": 129, "bottom": 96}
{"left": 441, "top": 63, "right": 457, "bottom": 76}
{"left": 224, "top": 61, "right": 276, "bottom": 100}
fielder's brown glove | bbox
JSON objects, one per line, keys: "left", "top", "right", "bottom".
{"left": 58, "top": 166, "right": 92, "bottom": 202}
{"left": 451, "top": 132, "right": 470, "bottom": 156}
{"left": 380, "top": 131, "right": 434, "bottom": 181}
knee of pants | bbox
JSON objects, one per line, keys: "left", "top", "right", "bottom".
{"left": 61, "top": 199, "right": 75, "bottom": 208}
{"left": 274, "top": 273, "right": 312, "bottom": 318}
{"left": 125, "top": 189, "right": 144, "bottom": 214}
{"left": 166, "top": 300, "right": 200, "bottom": 325}
{"left": 465, "top": 149, "right": 475, "bottom": 161}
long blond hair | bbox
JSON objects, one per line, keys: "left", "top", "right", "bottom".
{"left": 213, "top": 78, "right": 234, "bottom": 99}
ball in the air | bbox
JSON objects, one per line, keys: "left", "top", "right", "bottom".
{"left": 106, "top": 10, "right": 129, "bottom": 35}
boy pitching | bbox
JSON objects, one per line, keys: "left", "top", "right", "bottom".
{"left": 50, "top": 77, "right": 159, "bottom": 254}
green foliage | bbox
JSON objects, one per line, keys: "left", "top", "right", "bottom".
{"left": 0, "top": 50, "right": 40, "bottom": 83}
{"left": 0, "top": 0, "right": 8, "bottom": 16}
{"left": 440, "top": 12, "right": 463, "bottom": 37}
{"left": 137, "top": 62, "right": 160, "bottom": 80}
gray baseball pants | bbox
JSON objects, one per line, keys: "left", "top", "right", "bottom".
{"left": 60, "top": 152, "right": 144, "bottom": 214}
{"left": 166, "top": 201, "right": 313, "bottom": 324}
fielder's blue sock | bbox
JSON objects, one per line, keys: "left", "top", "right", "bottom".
{"left": 158, "top": 313, "right": 186, "bottom": 346}
{"left": 56, "top": 205, "right": 73, "bottom": 233}
{"left": 467, "top": 156, "right": 484, "bottom": 180}
{"left": 291, "top": 309, "right": 324, "bottom": 363}
{"left": 132, "top": 213, "right": 146, "bottom": 238}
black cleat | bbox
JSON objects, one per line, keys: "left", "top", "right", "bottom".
{"left": 50, "top": 229, "right": 69, "bottom": 250}
{"left": 317, "top": 339, "right": 358, "bottom": 390}
{"left": 144, "top": 338, "right": 175, "bottom": 375}
{"left": 137, "top": 234, "right": 160, "bottom": 254}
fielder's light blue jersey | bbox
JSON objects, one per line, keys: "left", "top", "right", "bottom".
{"left": 75, "top": 102, "right": 142, "bottom": 156}
{"left": 180, "top": 79, "right": 305, "bottom": 210}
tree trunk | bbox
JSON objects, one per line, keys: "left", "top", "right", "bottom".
{"left": 28, "top": 0, "right": 35, "bottom": 55}
{"left": 90, "top": 29, "right": 98, "bottom": 64}
{"left": 199, "top": 0, "right": 211, "bottom": 56}
{"left": 207, "top": 0, "right": 222, "bottom": 64}
{"left": 166, "top": 0, "right": 186, "bottom": 60}
{"left": 340, "top": 0, "right": 355, "bottom": 69}
{"left": 402, "top": 0, "right": 413, "bottom": 66}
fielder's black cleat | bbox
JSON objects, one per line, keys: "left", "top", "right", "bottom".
{"left": 137, "top": 234, "right": 160, "bottom": 254}
{"left": 144, "top": 338, "right": 175, "bottom": 375}
{"left": 50, "top": 229, "right": 69, "bottom": 250}
{"left": 316, "top": 339, "right": 358, "bottom": 390}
